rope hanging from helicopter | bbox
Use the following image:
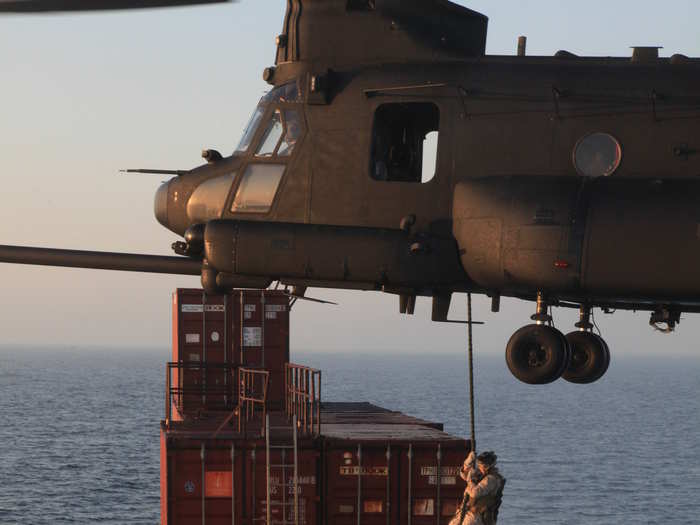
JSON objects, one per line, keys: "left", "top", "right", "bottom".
{"left": 466, "top": 293, "right": 477, "bottom": 461}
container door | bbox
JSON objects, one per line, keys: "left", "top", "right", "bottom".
{"left": 410, "top": 446, "right": 467, "bottom": 524}
{"left": 174, "top": 289, "right": 233, "bottom": 414}
{"left": 253, "top": 448, "right": 319, "bottom": 525}
{"left": 203, "top": 444, "right": 241, "bottom": 525}
{"left": 327, "top": 446, "right": 390, "bottom": 525}
{"left": 168, "top": 446, "right": 203, "bottom": 524}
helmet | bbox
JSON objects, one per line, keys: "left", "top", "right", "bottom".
{"left": 477, "top": 451, "right": 497, "bottom": 468}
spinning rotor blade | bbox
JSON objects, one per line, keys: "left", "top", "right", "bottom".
{"left": 0, "top": 0, "right": 230, "bottom": 13}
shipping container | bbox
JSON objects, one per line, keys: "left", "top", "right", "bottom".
{"left": 170, "top": 289, "right": 290, "bottom": 417}
{"left": 161, "top": 404, "right": 469, "bottom": 525}
{"left": 162, "top": 289, "right": 471, "bottom": 525}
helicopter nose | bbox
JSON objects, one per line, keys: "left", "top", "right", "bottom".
{"left": 154, "top": 180, "right": 170, "bottom": 228}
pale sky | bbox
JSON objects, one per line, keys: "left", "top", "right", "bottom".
{"left": 1, "top": 1, "right": 699, "bottom": 357}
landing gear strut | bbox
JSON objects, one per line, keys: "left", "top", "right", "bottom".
{"left": 562, "top": 306, "right": 610, "bottom": 384}
{"left": 505, "top": 293, "right": 571, "bottom": 385}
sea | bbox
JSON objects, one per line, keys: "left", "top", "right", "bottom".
{"left": 0, "top": 347, "right": 698, "bottom": 524}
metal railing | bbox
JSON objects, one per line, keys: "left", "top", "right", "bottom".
{"left": 165, "top": 362, "right": 237, "bottom": 422}
{"left": 237, "top": 367, "right": 270, "bottom": 436}
{"left": 285, "top": 363, "right": 321, "bottom": 436}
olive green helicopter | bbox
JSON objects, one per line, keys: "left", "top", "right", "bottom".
{"left": 3, "top": 0, "right": 700, "bottom": 386}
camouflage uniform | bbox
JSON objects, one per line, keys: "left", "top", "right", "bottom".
{"left": 450, "top": 452, "right": 506, "bottom": 525}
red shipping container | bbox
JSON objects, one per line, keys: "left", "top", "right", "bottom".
{"left": 161, "top": 404, "right": 470, "bottom": 525}
{"left": 171, "top": 289, "right": 290, "bottom": 417}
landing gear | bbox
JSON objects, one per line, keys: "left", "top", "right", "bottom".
{"left": 505, "top": 293, "right": 570, "bottom": 385}
{"left": 506, "top": 298, "right": 612, "bottom": 385}
{"left": 562, "top": 332, "right": 610, "bottom": 384}
{"left": 562, "top": 306, "right": 610, "bottom": 384}
{"left": 506, "top": 324, "right": 570, "bottom": 384}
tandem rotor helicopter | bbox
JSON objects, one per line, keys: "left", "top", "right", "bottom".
{"left": 3, "top": 0, "right": 700, "bottom": 386}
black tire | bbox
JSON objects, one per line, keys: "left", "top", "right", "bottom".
{"left": 554, "top": 328, "right": 572, "bottom": 379}
{"left": 505, "top": 324, "right": 570, "bottom": 385}
{"left": 562, "top": 331, "right": 611, "bottom": 384}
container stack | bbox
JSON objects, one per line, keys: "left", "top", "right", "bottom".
{"left": 161, "top": 288, "right": 470, "bottom": 525}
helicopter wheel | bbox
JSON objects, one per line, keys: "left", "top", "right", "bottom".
{"left": 505, "top": 324, "right": 571, "bottom": 385}
{"left": 562, "top": 331, "right": 611, "bottom": 384}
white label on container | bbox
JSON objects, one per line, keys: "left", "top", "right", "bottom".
{"left": 339, "top": 466, "right": 388, "bottom": 476}
{"left": 244, "top": 311, "right": 253, "bottom": 320}
{"left": 420, "top": 466, "right": 460, "bottom": 477}
{"left": 188, "top": 353, "right": 200, "bottom": 362}
{"left": 244, "top": 304, "right": 257, "bottom": 312}
{"left": 265, "top": 311, "right": 277, "bottom": 320}
{"left": 243, "top": 327, "right": 262, "bottom": 347}
{"left": 428, "top": 475, "right": 456, "bottom": 486}
{"left": 181, "top": 304, "right": 225, "bottom": 313}
{"left": 185, "top": 333, "right": 201, "bottom": 344}
{"left": 211, "top": 331, "right": 220, "bottom": 342}
{"left": 265, "top": 305, "right": 286, "bottom": 312}
{"left": 296, "top": 475, "right": 316, "bottom": 485}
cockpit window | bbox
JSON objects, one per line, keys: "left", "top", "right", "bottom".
{"left": 256, "top": 110, "right": 285, "bottom": 157}
{"left": 255, "top": 109, "right": 302, "bottom": 158}
{"left": 231, "top": 164, "right": 285, "bottom": 214}
{"left": 235, "top": 106, "right": 264, "bottom": 153}
{"left": 235, "top": 80, "right": 301, "bottom": 155}
{"left": 262, "top": 81, "right": 300, "bottom": 104}
{"left": 278, "top": 110, "right": 301, "bottom": 157}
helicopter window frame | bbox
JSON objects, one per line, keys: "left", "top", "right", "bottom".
{"left": 234, "top": 79, "right": 303, "bottom": 157}
{"left": 254, "top": 107, "right": 305, "bottom": 159}
{"left": 369, "top": 101, "right": 441, "bottom": 184}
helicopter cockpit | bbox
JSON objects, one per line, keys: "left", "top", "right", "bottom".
{"left": 184, "top": 81, "right": 304, "bottom": 224}
{"left": 228, "top": 81, "right": 304, "bottom": 214}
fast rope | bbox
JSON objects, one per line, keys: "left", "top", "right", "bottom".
{"left": 467, "top": 293, "right": 477, "bottom": 465}
{"left": 458, "top": 293, "right": 478, "bottom": 525}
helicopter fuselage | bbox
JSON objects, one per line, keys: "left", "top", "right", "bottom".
{"left": 156, "top": 52, "right": 700, "bottom": 314}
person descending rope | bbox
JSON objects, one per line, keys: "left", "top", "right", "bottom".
{"left": 449, "top": 294, "right": 506, "bottom": 525}
{"left": 449, "top": 451, "right": 506, "bottom": 525}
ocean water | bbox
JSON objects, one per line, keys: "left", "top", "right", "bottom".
{"left": 0, "top": 347, "right": 699, "bottom": 524}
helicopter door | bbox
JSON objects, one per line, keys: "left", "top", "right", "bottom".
{"left": 371, "top": 102, "right": 439, "bottom": 184}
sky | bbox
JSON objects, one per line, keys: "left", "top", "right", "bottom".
{"left": 1, "top": 0, "right": 700, "bottom": 357}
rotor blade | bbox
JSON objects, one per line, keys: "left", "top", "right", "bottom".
{"left": 0, "top": 244, "right": 201, "bottom": 275}
{"left": 0, "top": 0, "right": 230, "bottom": 13}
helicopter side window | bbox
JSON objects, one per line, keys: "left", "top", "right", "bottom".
{"left": 371, "top": 102, "right": 440, "bottom": 183}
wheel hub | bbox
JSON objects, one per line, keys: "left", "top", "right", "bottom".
{"left": 527, "top": 344, "right": 547, "bottom": 367}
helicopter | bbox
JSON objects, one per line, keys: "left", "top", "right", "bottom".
{"left": 2, "top": 0, "right": 700, "bottom": 386}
